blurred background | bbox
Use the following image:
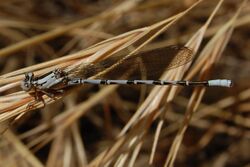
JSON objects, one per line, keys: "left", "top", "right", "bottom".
{"left": 0, "top": 0, "right": 249, "bottom": 167}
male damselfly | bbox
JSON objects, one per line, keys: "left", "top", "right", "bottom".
{"left": 21, "top": 45, "right": 232, "bottom": 106}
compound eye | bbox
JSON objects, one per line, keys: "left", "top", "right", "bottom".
{"left": 24, "top": 72, "right": 34, "bottom": 82}
{"left": 27, "top": 72, "right": 34, "bottom": 78}
{"left": 22, "top": 72, "right": 34, "bottom": 91}
{"left": 24, "top": 74, "right": 29, "bottom": 80}
{"left": 20, "top": 81, "right": 31, "bottom": 91}
{"left": 24, "top": 83, "right": 29, "bottom": 88}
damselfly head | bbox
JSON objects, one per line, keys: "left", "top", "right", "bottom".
{"left": 20, "top": 72, "right": 34, "bottom": 91}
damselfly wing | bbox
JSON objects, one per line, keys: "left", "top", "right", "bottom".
{"left": 67, "top": 45, "right": 193, "bottom": 80}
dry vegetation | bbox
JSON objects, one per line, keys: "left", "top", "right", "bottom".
{"left": 0, "top": 0, "right": 249, "bottom": 167}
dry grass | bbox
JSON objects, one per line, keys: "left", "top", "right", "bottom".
{"left": 0, "top": 0, "right": 249, "bottom": 167}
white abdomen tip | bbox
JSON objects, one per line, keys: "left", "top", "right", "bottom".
{"left": 208, "top": 79, "right": 232, "bottom": 87}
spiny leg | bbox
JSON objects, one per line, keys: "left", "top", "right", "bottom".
{"left": 40, "top": 89, "right": 65, "bottom": 101}
{"left": 26, "top": 88, "right": 46, "bottom": 109}
{"left": 26, "top": 87, "right": 65, "bottom": 109}
{"left": 27, "top": 95, "right": 46, "bottom": 109}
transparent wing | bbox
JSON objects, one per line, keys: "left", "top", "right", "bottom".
{"left": 68, "top": 45, "right": 193, "bottom": 80}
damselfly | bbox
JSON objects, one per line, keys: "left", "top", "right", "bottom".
{"left": 21, "top": 45, "right": 232, "bottom": 106}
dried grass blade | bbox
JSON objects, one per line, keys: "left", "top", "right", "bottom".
{"left": 164, "top": 1, "right": 247, "bottom": 166}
